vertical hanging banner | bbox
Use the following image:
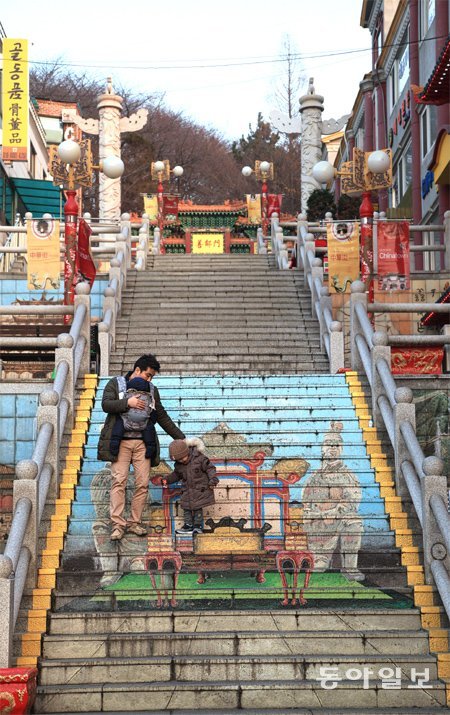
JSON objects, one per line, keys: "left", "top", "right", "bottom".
{"left": 267, "top": 194, "right": 283, "bottom": 218}
{"left": 246, "top": 194, "right": 262, "bottom": 223}
{"left": 327, "top": 222, "right": 360, "bottom": 293}
{"left": 163, "top": 195, "right": 179, "bottom": 222}
{"left": 143, "top": 195, "right": 158, "bottom": 221}
{"left": 377, "top": 221, "right": 410, "bottom": 290}
{"left": 27, "top": 218, "right": 61, "bottom": 290}
{"left": 2, "top": 39, "right": 29, "bottom": 163}
{"left": 77, "top": 218, "right": 96, "bottom": 287}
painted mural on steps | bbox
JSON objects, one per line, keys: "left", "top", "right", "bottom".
{"left": 63, "top": 418, "right": 401, "bottom": 610}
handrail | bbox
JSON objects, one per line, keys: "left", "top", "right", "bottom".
{"left": 0, "top": 282, "right": 92, "bottom": 667}
{"left": 349, "top": 279, "right": 450, "bottom": 620}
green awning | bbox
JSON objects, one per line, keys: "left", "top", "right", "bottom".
{"left": 11, "top": 178, "right": 63, "bottom": 218}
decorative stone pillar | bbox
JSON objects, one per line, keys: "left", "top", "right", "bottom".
{"left": 73, "top": 78, "right": 148, "bottom": 222}
{"left": 299, "top": 78, "right": 324, "bottom": 214}
{"left": 360, "top": 76, "right": 374, "bottom": 152}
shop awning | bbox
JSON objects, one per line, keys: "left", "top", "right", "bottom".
{"left": 11, "top": 178, "right": 62, "bottom": 218}
{"left": 414, "top": 36, "right": 450, "bottom": 105}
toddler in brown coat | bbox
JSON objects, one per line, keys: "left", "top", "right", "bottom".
{"left": 164, "top": 439, "right": 218, "bottom": 533}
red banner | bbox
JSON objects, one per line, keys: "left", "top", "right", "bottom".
{"left": 77, "top": 218, "right": 96, "bottom": 287}
{"left": 377, "top": 221, "right": 410, "bottom": 291}
{"left": 267, "top": 194, "right": 282, "bottom": 218}
{"left": 163, "top": 195, "right": 179, "bottom": 221}
{"left": 391, "top": 347, "right": 443, "bottom": 374}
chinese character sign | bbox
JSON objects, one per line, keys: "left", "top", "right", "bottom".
{"left": 2, "top": 39, "right": 29, "bottom": 163}
{"left": 143, "top": 195, "right": 158, "bottom": 221}
{"left": 246, "top": 194, "right": 262, "bottom": 223}
{"left": 377, "top": 221, "right": 410, "bottom": 291}
{"left": 326, "top": 222, "right": 360, "bottom": 293}
{"left": 192, "top": 233, "right": 224, "bottom": 254}
{"left": 27, "top": 218, "right": 61, "bottom": 290}
{"left": 267, "top": 194, "right": 282, "bottom": 218}
{"left": 77, "top": 219, "right": 96, "bottom": 287}
{"left": 163, "top": 195, "right": 179, "bottom": 222}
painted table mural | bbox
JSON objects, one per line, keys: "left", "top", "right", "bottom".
{"left": 62, "top": 375, "right": 400, "bottom": 611}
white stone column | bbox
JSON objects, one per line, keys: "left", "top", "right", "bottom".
{"left": 98, "top": 90, "right": 123, "bottom": 222}
{"left": 299, "top": 78, "right": 324, "bottom": 214}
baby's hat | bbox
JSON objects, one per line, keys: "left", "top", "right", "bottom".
{"left": 127, "top": 377, "right": 150, "bottom": 392}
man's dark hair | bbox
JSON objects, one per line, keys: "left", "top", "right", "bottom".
{"left": 133, "top": 354, "right": 160, "bottom": 373}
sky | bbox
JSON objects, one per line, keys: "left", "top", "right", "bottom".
{"left": 1, "top": 0, "right": 372, "bottom": 142}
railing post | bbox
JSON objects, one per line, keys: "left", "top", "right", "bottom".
{"left": 103, "top": 286, "right": 116, "bottom": 348}
{"left": 0, "top": 556, "right": 14, "bottom": 667}
{"left": 371, "top": 331, "right": 391, "bottom": 429}
{"left": 393, "top": 387, "right": 416, "bottom": 499}
{"left": 37, "top": 390, "right": 60, "bottom": 499}
{"left": 121, "top": 212, "right": 132, "bottom": 270}
{"left": 329, "top": 321, "right": 344, "bottom": 374}
{"left": 421, "top": 456, "right": 449, "bottom": 584}
{"left": 303, "top": 232, "right": 315, "bottom": 289}
{"left": 297, "top": 213, "right": 307, "bottom": 271}
{"left": 54, "top": 333, "right": 75, "bottom": 429}
{"left": 74, "top": 282, "right": 91, "bottom": 377}
{"left": 311, "top": 257, "right": 323, "bottom": 318}
{"left": 349, "top": 280, "right": 367, "bottom": 372}
{"left": 14, "top": 460, "right": 39, "bottom": 588}
{"left": 98, "top": 322, "right": 111, "bottom": 377}
{"left": 153, "top": 227, "right": 161, "bottom": 254}
{"left": 444, "top": 210, "right": 450, "bottom": 271}
{"left": 319, "top": 286, "right": 332, "bottom": 350}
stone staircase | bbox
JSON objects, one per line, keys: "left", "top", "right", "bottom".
{"left": 110, "top": 254, "right": 329, "bottom": 374}
{"left": 26, "top": 255, "right": 449, "bottom": 712}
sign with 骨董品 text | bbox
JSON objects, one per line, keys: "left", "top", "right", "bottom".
{"left": 2, "top": 39, "right": 29, "bottom": 163}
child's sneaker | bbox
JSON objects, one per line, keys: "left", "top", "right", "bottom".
{"left": 176, "top": 524, "right": 193, "bottom": 534}
{"left": 192, "top": 526, "right": 203, "bottom": 534}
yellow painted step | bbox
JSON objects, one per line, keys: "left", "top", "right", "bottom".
{"left": 395, "top": 529, "right": 415, "bottom": 548}
{"left": 414, "top": 584, "right": 439, "bottom": 606}
{"left": 438, "top": 653, "right": 450, "bottom": 678}
{"left": 20, "top": 633, "right": 42, "bottom": 657}
{"left": 15, "top": 656, "right": 38, "bottom": 667}
{"left": 401, "top": 546, "right": 422, "bottom": 566}
{"left": 429, "top": 629, "right": 450, "bottom": 652}
{"left": 41, "top": 551, "right": 61, "bottom": 569}
{"left": 421, "top": 606, "right": 446, "bottom": 629}
{"left": 26, "top": 610, "right": 48, "bottom": 632}
{"left": 37, "top": 568, "right": 56, "bottom": 589}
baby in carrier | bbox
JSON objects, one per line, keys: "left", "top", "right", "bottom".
{"left": 110, "top": 377, "right": 157, "bottom": 459}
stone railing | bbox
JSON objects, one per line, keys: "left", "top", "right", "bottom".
{"left": 350, "top": 280, "right": 450, "bottom": 618}
{"left": 296, "top": 215, "right": 344, "bottom": 373}
{"left": 0, "top": 283, "right": 92, "bottom": 667}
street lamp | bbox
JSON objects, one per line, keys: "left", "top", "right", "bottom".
{"left": 50, "top": 138, "right": 124, "bottom": 317}
{"left": 241, "top": 160, "right": 274, "bottom": 236}
{"left": 312, "top": 147, "right": 392, "bottom": 301}
{"left": 151, "top": 160, "right": 184, "bottom": 236}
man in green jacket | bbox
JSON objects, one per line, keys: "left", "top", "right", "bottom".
{"left": 98, "top": 354, "right": 185, "bottom": 541}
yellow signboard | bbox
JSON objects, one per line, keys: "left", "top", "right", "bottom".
{"left": 246, "top": 194, "right": 262, "bottom": 223}
{"left": 2, "top": 39, "right": 29, "bottom": 163}
{"left": 143, "top": 195, "right": 159, "bottom": 221}
{"left": 27, "top": 218, "right": 61, "bottom": 290}
{"left": 326, "top": 222, "right": 360, "bottom": 293}
{"left": 192, "top": 233, "right": 224, "bottom": 254}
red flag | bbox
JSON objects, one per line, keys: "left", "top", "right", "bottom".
{"left": 377, "top": 221, "right": 410, "bottom": 291}
{"left": 267, "top": 194, "right": 282, "bottom": 218}
{"left": 77, "top": 218, "right": 96, "bottom": 287}
{"left": 163, "top": 195, "right": 179, "bottom": 221}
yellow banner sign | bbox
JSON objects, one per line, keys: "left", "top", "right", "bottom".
{"left": 27, "top": 218, "right": 61, "bottom": 290}
{"left": 2, "top": 39, "right": 29, "bottom": 163}
{"left": 246, "top": 194, "right": 261, "bottom": 223}
{"left": 192, "top": 233, "right": 224, "bottom": 254}
{"left": 326, "top": 222, "right": 360, "bottom": 293}
{"left": 143, "top": 195, "right": 159, "bottom": 221}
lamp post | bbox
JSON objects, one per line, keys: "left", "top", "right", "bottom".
{"left": 312, "top": 148, "right": 392, "bottom": 302}
{"left": 242, "top": 161, "right": 274, "bottom": 237}
{"left": 151, "top": 160, "right": 184, "bottom": 239}
{"left": 50, "top": 138, "right": 124, "bottom": 319}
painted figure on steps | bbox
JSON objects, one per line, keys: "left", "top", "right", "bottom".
{"left": 302, "top": 421, "right": 365, "bottom": 581}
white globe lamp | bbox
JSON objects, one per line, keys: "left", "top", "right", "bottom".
{"left": 172, "top": 165, "right": 184, "bottom": 177}
{"left": 242, "top": 166, "right": 253, "bottom": 177}
{"left": 367, "top": 150, "right": 390, "bottom": 174}
{"left": 259, "top": 161, "right": 271, "bottom": 174}
{"left": 102, "top": 156, "right": 125, "bottom": 179}
{"left": 312, "top": 161, "right": 335, "bottom": 185}
{"left": 57, "top": 139, "right": 81, "bottom": 165}
{"left": 154, "top": 160, "right": 165, "bottom": 173}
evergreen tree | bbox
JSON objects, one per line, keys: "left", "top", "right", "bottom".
{"left": 306, "top": 189, "right": 336, "bottom": 221}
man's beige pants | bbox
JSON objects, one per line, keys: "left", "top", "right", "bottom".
{"left": 110, "top": 439, "right": 150, "bottom": 529}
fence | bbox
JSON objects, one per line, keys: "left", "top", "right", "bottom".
{"left": 0, "top": 283, "right": 91, "bottom": 666}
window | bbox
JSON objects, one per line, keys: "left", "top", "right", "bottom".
{"left": 392, "top": 142, "right": 413, "bottom": 207}
{"left": 388, "top": 32, "right": 410, "bottom": 114}
{"left": 398, "top": 44, "right": 409, "bottom": 94}
{"left": 420, "top": 0, "right": 435, "bottom": 39}
{"left": 29, "top": 143, "right": 37, "bottom": 178}
{"left": 420, "top": 106, "right": 438, "bottom": 158}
